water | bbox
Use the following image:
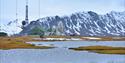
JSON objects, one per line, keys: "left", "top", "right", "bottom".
{"left": 0, "top": 41, "right": 125, "bottom": 63}
{"left": 27, "top": 41, "right": 125, "bottom": 48}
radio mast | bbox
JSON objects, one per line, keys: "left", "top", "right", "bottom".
{"left": 22, "top": 0, "right": 29, "bottom": 29}
{"left": 25, "top": 0, "right": 29, "bottom": 24}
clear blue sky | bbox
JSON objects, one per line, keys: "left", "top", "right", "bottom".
{"left": 0, "top": 0, "right": 125, "bottom": 24}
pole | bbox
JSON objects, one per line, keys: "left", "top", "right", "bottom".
{"left": 16, "top": 0, "right": 18, "bottom": 23}
{"left": 25, "top": 0, "right": 28, "bottom": 23}
{"left": 38, "top": 0, "right": 40, "bottom": 18}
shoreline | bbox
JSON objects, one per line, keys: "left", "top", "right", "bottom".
{"left": 69, "top": 46, "right": 125, "bottom": 55}
{"left": 0, "top": 36, "right": 125, "bottom": 50}
{"left": 0, "top": 36, "right": 54, "bottom": 50}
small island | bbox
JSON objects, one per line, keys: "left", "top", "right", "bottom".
{"left": 69, "top": 46, "right": 125, "bottom": 54}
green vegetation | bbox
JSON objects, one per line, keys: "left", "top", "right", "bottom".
{"left": 47, "top": 28, "right": 53, "bottom": 32}
{"left": 29, "top": 26, "right": 44, "bottom": 36}
{"left": 27, "top": 21, "right": 65, "bottom": 36}
{"left": 69, "top": 46, "right": 125, "bottom": 54}
{"left": 0, "top": 32, "right": 8, "bottom": 37}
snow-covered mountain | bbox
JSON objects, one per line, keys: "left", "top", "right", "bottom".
{"left": 0, "top": 19, "right": 22, "bottom": 35}
{"left": 3, "top": 11, "right": 125, "bottom": 36}
{"left": 20, "top": 11, "right": 125, "bottom": 36}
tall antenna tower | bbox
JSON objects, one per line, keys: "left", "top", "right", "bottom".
{"left": 22, "top": 0, "right": 29, "bottom": 29}
{"left": 124, "top": 0, "right": 125, "bottom": 10}
{"left": 16, "top": 0, "right": 18, "bottom": 23}
{"left": 25, "top": 0, "right": 29, "bottom": 24}
{"left": 38, "top": 0, "right": 41, "bottom": 18}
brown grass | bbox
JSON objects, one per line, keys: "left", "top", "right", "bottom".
{"left": 95, "top": 50, "right": 125, "bottom": 54}
{"left": 69, "top": 46, "right": 125, "bottom": 54}
{"left": 0, "top": 36, "right": 125, "bottom": 50}
{"left": 0, "top": 36, "right": 54, "bottom": 50}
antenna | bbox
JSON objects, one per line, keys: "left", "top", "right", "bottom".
{"left": 21, "top": 0, "right": 29, "bottom": 29}
{"left": 38, "top": 0, "right": 41, "bottom": 18}
{"left": 26, "top": 0, "right": 28, "bottom": 5}
{"left": 124, "top": 0, "right": 125, "bottom": 10}
{"left": 25, "top": 0, "right": 29, "bottom": 23}
{"left": 0, "top": 0, "right": 1, "bottom": 26}
{"left": 16, "top": 0, "right": 18, "bottom": 23}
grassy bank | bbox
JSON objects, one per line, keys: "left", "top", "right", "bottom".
{"left": 0, "top": 36, "right": 54, "bottom": 50}
{"left": 1, "top": 36, "right": 125, "bottom": 50}
{"left": 69, "top": 46, "right": 125, "bottom": 54}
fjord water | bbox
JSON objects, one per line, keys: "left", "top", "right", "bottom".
{"left": 0, "top": 41, "right": 125, "bottom": 63}
{"left": 27, "top": 41, "right": 125, "bottom": 48}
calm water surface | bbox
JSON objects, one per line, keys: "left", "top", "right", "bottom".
{"left": 27, "top": 41, "right": 125, "bottom": 47}
{"left": 0, "top": 41, "right": 125, "bottom": 63}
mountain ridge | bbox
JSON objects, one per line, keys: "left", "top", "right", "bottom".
{"left": 20, "top": 11, "right": 125, "bottom": 36}
{"left": 1, "top": 11, "right": 125, "bottom": 36}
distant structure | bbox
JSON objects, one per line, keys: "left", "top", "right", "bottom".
{"left": 22, "top": 0, "right": 29, "bottom": 29}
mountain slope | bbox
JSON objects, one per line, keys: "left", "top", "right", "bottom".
{"left": 0, "top": 19, "right": 22, "bottom": 35}
{"left": 20, "top": 11, "right": 125, "bottom": 36}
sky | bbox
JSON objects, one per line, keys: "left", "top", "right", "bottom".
{"left": 0, "top": 0, "right": 125, "bottom": 24}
